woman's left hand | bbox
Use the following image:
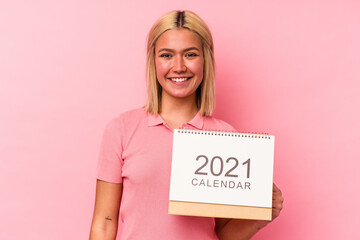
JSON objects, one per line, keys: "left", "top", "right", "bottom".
{"left": 271, "top": 183, "right": 284, "bottom": 220}
{"left": 256, "top": 183, "right": 284, "bottom": 229}
{"left": 215, "top": 183, "right": 284, "bottom": 240}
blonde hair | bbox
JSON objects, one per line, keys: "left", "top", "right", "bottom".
{"left": 145, "top": 10, "right": 215, "bottom": 116}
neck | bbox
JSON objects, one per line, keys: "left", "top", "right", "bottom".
{"left": 160, "top": 93, "right": 198, "bottom": 129}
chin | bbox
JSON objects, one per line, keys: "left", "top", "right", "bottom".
{"left": 172, "top": 92, "right": 196, "bottom": 99}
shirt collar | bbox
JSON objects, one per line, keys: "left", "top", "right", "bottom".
{"left": 147, "top": 112, "right": 164, "bottom": 126}
{"left": 186, "top": 112, "right": 204, "bottom": 129}
{"left": 147, "top": 111, "right": 204, "bottom": 129}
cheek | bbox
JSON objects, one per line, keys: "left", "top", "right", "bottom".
{"left": 155, "top": 60, "right": 170, "bottom": 78}
{"left": 188, "top": 60, "right": 204, "bottom": 78}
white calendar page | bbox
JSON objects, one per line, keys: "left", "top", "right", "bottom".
{"left": 169, "top": 129, "right": 275, "bottom": 208}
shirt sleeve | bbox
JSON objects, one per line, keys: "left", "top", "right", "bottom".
{"left": 96, "top": 117, "right": 124, "bottom": 183}
{"left": 220, "top": 120, "right": 237, "bottom": 132}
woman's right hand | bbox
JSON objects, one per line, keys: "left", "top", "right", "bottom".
{"left": 89, "top": 180, "right": 123, "bottom": 240}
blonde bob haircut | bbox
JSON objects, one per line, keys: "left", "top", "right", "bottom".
{"left": 145, "top": 10, "right": 215, "bottom": 116}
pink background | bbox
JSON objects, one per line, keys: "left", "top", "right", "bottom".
{"left": 1, "top": 0, "right": 359, "bottom": 239}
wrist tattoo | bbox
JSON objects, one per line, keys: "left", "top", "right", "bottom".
{"left": 105, "top": 216, "right": 112, "bottom": 221}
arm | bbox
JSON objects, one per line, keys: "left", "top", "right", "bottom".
{"left": 215, "top": 184, "right": 284, "bottom": 240}
{"left": 89, "top": 179, "right": 123, "bottom": 240}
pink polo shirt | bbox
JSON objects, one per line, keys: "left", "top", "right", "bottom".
{"left": 97, "top": 108, "right": 235, "bottom": 240}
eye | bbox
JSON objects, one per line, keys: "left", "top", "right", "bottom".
{"left": 186, "top": 52, "right": 198, "bottom": 58}
{"left": 160, "top": 53, "right": 172, "bottom": 58}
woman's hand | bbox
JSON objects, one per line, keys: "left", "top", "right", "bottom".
{"left": 271, "top": 183, "right": 284, "bottom": 219}
{"left": 215, "top": 183, "right": 284, "bottom": 240}
{"left": 256, "top": 183, "right": 284, "bottom": 229}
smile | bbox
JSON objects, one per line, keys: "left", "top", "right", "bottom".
{"left": 169, "top": 77, "right": 192, "bottom": 82}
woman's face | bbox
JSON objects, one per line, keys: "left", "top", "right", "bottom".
{"left": 155, "top": 28, "right": 204, "bottom": 102}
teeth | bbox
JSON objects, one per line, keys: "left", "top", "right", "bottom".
{"left": 170, "top": 77, "right": 189, "bottom": 82}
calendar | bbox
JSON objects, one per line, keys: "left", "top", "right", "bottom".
{"left": 169, "top": 129, "right": 275, "bottom": 220}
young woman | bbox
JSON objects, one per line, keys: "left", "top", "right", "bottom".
{"left": 90, "top": 10, "right": 283, "bottom": 240}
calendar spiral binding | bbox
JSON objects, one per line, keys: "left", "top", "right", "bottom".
{"left": 176, "top": 129, "right": 272, "bottom": 139}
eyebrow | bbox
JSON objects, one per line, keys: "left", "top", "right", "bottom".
{"left": 157, "top": 47, "right": 201, "bottom": 53}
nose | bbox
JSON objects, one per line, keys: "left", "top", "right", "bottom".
{"left": 173, "top": 55, "right": 186, "bottom": 72}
